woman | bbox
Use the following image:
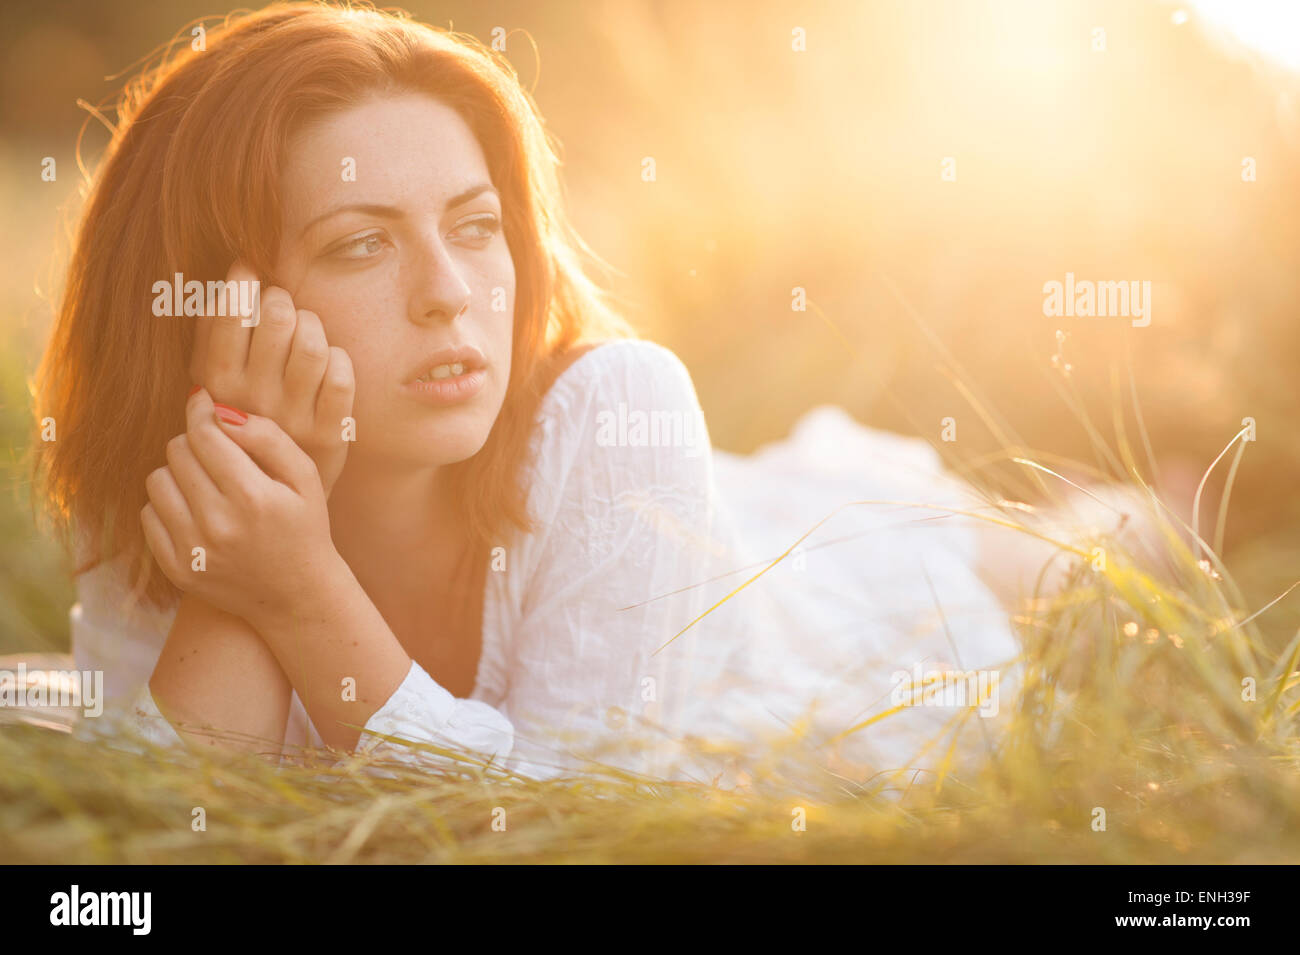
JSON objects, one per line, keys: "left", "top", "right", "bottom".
{"left": 35, "top": 3, "right": 1049, "bottom": 787}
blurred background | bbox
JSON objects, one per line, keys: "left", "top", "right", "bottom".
{"left": 2, "top": 0, "right": 1297, "bottom": 653}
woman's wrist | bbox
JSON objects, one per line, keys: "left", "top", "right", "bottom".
{"left": 245, "top": 546, "right": 356, "bottom": 637}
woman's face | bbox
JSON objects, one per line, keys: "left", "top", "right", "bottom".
{"left": 273, "top": 91, "right": 515, "bottom": 470}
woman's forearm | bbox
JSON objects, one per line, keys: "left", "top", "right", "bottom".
{"left": 247, "top": 551, "right": 413, "bottom": 753}
{"left": 148, "top": 592, "right": 292, "bottom": 756}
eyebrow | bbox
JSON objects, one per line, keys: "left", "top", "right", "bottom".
{"left": 298, "top": 182, "right": 499, "bottom": 238}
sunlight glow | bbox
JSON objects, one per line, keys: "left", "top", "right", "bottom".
{"left": 1186, "top": 0, "right": 1300, "bottom": 71}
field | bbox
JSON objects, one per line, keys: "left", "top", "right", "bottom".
{"left": 2, "top": 0, "right": 1299, "bottom": 863}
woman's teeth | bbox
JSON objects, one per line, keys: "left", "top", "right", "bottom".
{"left": 417, "top": 362, "right": 465, "bottom": 382}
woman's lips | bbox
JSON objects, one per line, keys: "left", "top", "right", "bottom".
{"left": 405, "top": 344, "right": 487, "bottom": 384}
{"left": 402, "top": 366, "right": 487, "bottom": 406}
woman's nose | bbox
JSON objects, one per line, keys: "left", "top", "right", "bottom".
{"left": 407, "top": 234, "right": 472, "bottom": 325}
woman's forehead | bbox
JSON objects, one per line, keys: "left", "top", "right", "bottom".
{"left": 280, "top": 92, "right": 491, "bottom": 225}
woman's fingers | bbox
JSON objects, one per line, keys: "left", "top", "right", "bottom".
{"left": 186, "top": 261, "right": 234, "bottom": 386}
{"left": 143, "top": 466, "right": 195, "bottom": 563}
{"left": 204, "top": 261, "right": 259, "bottom": 391}
{"left": 244, "top": 287, "right": 298, "bottom": 409}
{"left": 315, "top": 345, "right": 355, "bottom": 436}
{"left": 282, "top": 308, "right": 331, "bottom": 413}
{"left": 183, "top": 387, "right": 269, "bottom": 500}
{"left": 140, "top": 502, "right": 179, "bottom": 578}
{"left": 185, "top": 385, "right": 317, "bottom": 496}
{"left": 215, "top": 406, "right": 320, "bottom": 496}
{"left": 165, "top": 432, "right": 224, "bottom": 517}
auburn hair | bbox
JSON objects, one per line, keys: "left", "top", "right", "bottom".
{"left": 33, "top": 1, "right": 633, "bottom": 609}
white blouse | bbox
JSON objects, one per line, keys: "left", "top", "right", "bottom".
{"left": 71, "top": 337, "right": 1023, "bottom": 786}
{"left": 72, "top": 340, "right": 776, "bottom": 783}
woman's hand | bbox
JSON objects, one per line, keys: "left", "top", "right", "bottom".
{"left": 188, "top": 261, "right": 354, "bottom": 496}
{"left": 141, "top": 387, "right": 348, "bottom": 629}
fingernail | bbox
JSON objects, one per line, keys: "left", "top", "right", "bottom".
{"left": 188, "top": 384, "right": 202, "bottom": 398}
{"left": 212, "top": 402, "right": 248, "bottom": 426}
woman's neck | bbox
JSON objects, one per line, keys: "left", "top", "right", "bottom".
{"left": 326, "top": 457, "right": 463, "bottom": 577}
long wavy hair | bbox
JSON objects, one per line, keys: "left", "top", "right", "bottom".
{"left": 33, "top": 1, "right": 633, "bottom": 609}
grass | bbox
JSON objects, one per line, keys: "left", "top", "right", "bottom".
{"left": 2, "top": 460, "right": 1298, "bottom": 864}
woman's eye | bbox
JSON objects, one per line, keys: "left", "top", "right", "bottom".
{"left": 329, "top": 232, "right": 388, "bottom": 260}
{"left": 324, "top": 217, "right": 498, "bottom": 261}
{"left": 453, "top": 215, "right": 501, "bottom": 242}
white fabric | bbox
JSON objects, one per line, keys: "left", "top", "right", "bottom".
{"left": 71, "top": 339, "right": 1022, "bottom": 787}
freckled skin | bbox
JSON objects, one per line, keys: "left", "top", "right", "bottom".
{"left": 146, "top": 92, "right": 519, "bottom": 754}
{"left": 272, "top": 92, "right": 516, "bottom": 473}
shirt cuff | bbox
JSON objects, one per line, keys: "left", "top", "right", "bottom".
{"left": 354, "top": 658, "right": 514, "bottom": 773}
{"left": 76, "top": 680, "right": 188, "bottom": 755}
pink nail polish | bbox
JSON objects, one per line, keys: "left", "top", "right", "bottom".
{"left": 212, "top": 402, "right": 248, "bottom": 426}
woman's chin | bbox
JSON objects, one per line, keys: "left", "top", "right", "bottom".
{"left": 349, "top": 420, "right": 491, "bottom": 471}
{"left": 408, "top": 422, "right": 493, "bottom": 465}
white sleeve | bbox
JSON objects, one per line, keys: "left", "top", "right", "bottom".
{"left": 349, "top": 659, "right": 515, "bottom": 774}
{"left": 118, "top": 681, "right": 189, "bottom": 750}
{"left": 67, "top": 551, "right": 189, "bottom": 753}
